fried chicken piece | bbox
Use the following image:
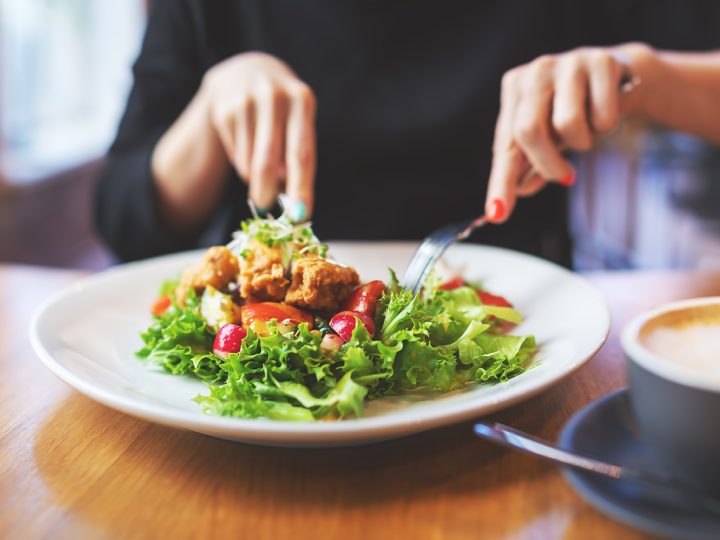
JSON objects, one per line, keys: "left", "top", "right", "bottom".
{"left": 285, "top": 254, "right": 360, "bottom": 311}
{"left": 238, "top": 240, "right": 290, "bottom": 301}
{"left": 176, "top": 246, "right": 239, "bottom": 306}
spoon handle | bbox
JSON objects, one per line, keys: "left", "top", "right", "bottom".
{"left": 475, "top": 422, "right": 623, "bottom": 478}
{"left": 475, "top": 421, "right": 677, "bottom": 488}
{"left": 474, "top": 421, "right": 720, "bottom": 516}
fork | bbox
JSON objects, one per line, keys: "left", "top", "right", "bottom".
{"left": 400, "top": 69, "right": 643, "bottom": 294}
{"left": 401, "top": 215, "right": 487, "bottom": 294}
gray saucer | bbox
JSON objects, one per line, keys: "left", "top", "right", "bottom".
{"left": 559, "top": 388, "right": 720, "bottom": 540}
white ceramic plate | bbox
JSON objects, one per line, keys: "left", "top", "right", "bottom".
{"left": 30, "top": 243, "right": 609, "bottom": 447}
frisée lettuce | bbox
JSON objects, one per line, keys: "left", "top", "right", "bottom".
{"left": 137, "top": 268, "right": 535, "bottom": 421}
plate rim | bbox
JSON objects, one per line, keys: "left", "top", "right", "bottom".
{"left": 30, "top": 243, "right": 610, "bottom": 445}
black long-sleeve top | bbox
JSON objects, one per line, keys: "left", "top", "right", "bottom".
{"left": 95, "top": 0, "right": 720, "bottom": 265}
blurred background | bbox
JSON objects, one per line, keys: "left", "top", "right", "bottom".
{"left": 0, "top": 0, "right": 145, "bottom": 269}
{"left": 2, "top": 0, "right": 720, "bottom": 272}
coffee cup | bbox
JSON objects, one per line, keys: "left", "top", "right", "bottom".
{"left": 622, "top": 297, "right": 720, "bottom": 497}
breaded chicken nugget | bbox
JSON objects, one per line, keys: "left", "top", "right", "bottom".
{"left": 285, "top": 254, "right": 359, "bottom": 311}
{"left": 238, "top": 240, "right": 290, "bottom": 301}
{"left": 176, "top": 246, "right": 239, "bottom": 305}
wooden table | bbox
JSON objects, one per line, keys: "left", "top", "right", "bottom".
{"left": 3, "top": 263, "right": 719, "bottom": 540}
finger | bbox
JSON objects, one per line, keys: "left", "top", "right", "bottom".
{"left": 513, "top": 59, "right": 570, "bottom": 179}
{"left": 249, "top": 87, "right": 286, "bottom": 210}
{"left": 284, "top": 83, "right": 316, "bottom": 221}
{"left": 513, "top": 83, "right": 573, "bottom": 182}
{"left": 213, "top": 107, "right": 237, "bottom": 169}
{"left": 587, "top": 51, "right": 621, "bottom": 134}
{"left": 486, "top": 143, "right": 527, "bottom": 223}
{"left": 516, "top": 171, "right": 547, "bottom": 197}
{"left": 485, "top": 69, "right": 522, "bottom": 222}
{"left": 233, "top": 96, "right": 255, "bottom": 182}
{"left": 485, "top": 77, "right": 524, "bottom": 222}
{"left": 552, "top": 57, "right": 593, "bottom": 151}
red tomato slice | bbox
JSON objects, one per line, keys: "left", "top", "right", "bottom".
{"left": 151, "top": 295, "right": 172, "bottom": 316}
{"left": 477, "top": 290, "right": 513, "bottom": 308}
{"left": 438, "top": 277, "right": 466, "bottom": 291}
{"left": 438, "top": 278, "right": 513, "bottom": 309}
{"left": 342, "top": 280, "right": 387, "bottom": 317}
{"left": 240, "top": 302, "right": 313, "bottom": 335}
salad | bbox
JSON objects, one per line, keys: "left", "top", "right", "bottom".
{"left": 137, "top": 217, "right": 535, "bottom": 421}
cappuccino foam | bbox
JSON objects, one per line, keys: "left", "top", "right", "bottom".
{"left": 639, "top": 305, "right": 720, "bottom": 374}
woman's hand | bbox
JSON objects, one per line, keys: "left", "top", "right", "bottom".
{"left": 484, "top": 46, "right": 636, "bottom": 223}
{"left": 152, "top": 52, "right": 316, "bottom": 231}
{"left": 202, "top": 52, "right": 316, "bottom": 218}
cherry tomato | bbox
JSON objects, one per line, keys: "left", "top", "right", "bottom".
{"left": 240, "top": 302, "right": 313, "bottom": 335}
{"left": 213, "top": 323, "right": 248, "bottom": 358}
{"left": 438, "top": 277, "right": 466, "bottom": 291}
{"left": 151, "top": 295, "right": 172, "bottom": 316}
{"left": 342, "top": 280, "right": 387, "bottom": 317}
{"left": 329, "top": 311, "right": 376, "bottom": 342}
{"left": 477, "top": 290, "right": 512, "bottom": 308}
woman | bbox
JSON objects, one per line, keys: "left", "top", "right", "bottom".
{"left": 96, "top": 0, "right": 720, "bottom": 265}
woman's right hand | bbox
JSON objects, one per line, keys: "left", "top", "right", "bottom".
{"left": 202, "top": 52, "right": 316, "bottom": 219}
{"left": 152, "top": 52, "right": 316, "bottom": 230}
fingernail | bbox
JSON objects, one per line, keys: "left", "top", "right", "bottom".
{"left": 559, "top": 168, "right": 576, "bottom": 187}
{"left": 290, "top": 200, "right": 307, "bottom": 222}
{"left": 277, "top": 194, "right": 308, "bottom": 222}
{"left": 486, "top": 198, "right": 506, "bottom": 223}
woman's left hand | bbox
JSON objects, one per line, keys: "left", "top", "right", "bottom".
{"left": 484, "top": 46, "right": 636, "bottom": 223}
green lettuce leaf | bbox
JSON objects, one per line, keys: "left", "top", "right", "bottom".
{"left": 274, "top": 372, "right": 368, "bottom": 418}
{"left": 138, "top": 264, "right": 537, "bottom": 422}
{"left": 137, "top": 289, "right": 223, "bottom": 383}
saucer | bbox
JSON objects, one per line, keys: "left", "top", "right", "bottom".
{"left": 559, "top": 388, "right": 720, "bottom": 539}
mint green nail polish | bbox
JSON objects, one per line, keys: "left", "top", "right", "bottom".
{"left": 291, "top": 201, "right": 307, "bottom": 222}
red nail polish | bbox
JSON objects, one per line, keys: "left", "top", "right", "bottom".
{"left": 559, "top": 169, "right": 576, "bottom": 187}
{"left": 487, "top": 198, "right": 506, "bottom": 223}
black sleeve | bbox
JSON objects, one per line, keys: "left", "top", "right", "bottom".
{"left": 94, "top": 0, "right": 209, "bottom": 262}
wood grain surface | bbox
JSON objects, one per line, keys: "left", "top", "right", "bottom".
{"left": 3, "top": 263, "right": 719, "bottom": 540}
